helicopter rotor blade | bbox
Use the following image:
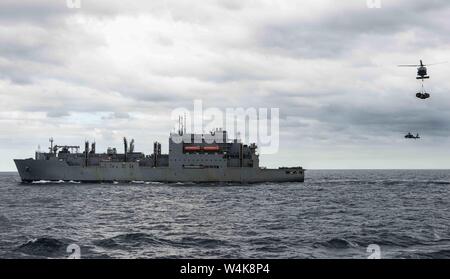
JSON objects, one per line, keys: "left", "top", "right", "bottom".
{"left": 398, "top": 65, "right": 420, "bottom": 67}
{"left": 426, "top": 61, "right": 448, "bottom": 66}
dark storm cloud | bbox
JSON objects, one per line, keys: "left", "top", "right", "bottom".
{"left": 257, "top": 0, "right": 450, "bottom": 58}
{"left": 1, "top": 0, "right": 450, "bottom": 170}
{"left": 256, "top": 79, "right": 450, "bottom": 140}
{"left": 0, "top": 26, "right": 66, "bottom": 65}
{"left": 0, "top": 0, "right": 127, "bottom": 24}
{"left": 0, "top": 1, "right": 71, "bottom": 24}
{"left": 317, "top": 102, "right": 450, "bottom": 136}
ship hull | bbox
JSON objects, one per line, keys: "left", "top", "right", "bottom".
{"left": 14, "top": 159, "right": 304, "bottom": 183}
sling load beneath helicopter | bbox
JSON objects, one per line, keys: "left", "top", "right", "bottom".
{"left": 416, "top": 83, "right": 430, "bottom": 100}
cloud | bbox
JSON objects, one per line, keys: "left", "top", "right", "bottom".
{"left": 1, "top": 0, "right": 450, "bottom": 170}
{"left": 102, "top": 112, "right": 130, "bottom": 120}
{"left": 257, "top": 0, "right": 450, "bottom": 59}
{"left": 46, "top": 110, "right": 70, "bottom": 118}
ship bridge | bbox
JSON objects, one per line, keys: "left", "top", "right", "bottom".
{"left": 169, "top": 129, "right": 259, "bottom": 169}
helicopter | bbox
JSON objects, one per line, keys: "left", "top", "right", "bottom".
{"left": 405, "top": 133, "right": 420, "bottom": 139}
{"left": 398, "top": 60, "right": 447, "bottom": 80}
{"left": 399, "top": 60, "right": 447, "bottom": 100}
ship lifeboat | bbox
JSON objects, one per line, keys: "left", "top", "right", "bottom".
{"left": 184, "top": 146, "right": 201, "bottom": 152}
{"left": 203, "top": 146, "right": 220, "bottom": 152}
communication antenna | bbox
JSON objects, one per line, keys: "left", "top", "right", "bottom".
{"left": 130, "top": 139, "right": 135, "bottom": 153}
{"left": 184, "top": 112, "right": 187, "bottom": 134}
{"left": 49, "top": 137, "right": 54, "bottom": 153}
{"left": 178, "top": 115, "right": 186, "bottom": 136}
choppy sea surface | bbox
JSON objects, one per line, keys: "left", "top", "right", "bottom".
{"left": 0, "top": 170, "right": 449, "bottom": 259}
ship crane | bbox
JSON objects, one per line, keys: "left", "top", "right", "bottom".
{"left": 48, "top": 138, "right": 80, "bottom": 153}
{"left": 54, "top": 145, "right": 80, "bottom": 153}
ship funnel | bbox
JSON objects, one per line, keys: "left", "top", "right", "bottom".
{"left": 130, "top": 139, "right": 135, "bottom": 153}
{"left": 123, "top": 137, "right": 128, "bottom": 162}
{"left": 84, "top": 140, "right": 89, "bottom": 166}
{"left": 84, "top": 141, "right": 90, "bottom": 154}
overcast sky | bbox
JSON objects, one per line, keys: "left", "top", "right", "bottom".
{"left": 1, "top": 0, "right": 450, "bottom": 170}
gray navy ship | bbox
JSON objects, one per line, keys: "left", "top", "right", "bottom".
{"left": 14, "top": 127, "right": 304, "bottom": 183}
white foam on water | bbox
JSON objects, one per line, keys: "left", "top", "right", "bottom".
{"left": 31, "top": 180, "right": 52, "bottom": 184}
{"left": 145, "top": 181, "right": 163, "bottom": 185}
{"left": 131, "top": 181, "right": 145, "bottom": 184}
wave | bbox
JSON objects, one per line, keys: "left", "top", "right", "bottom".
{"left": 172, "top": 182, "right": 198, "bottom": 186}
{"left": 16, "top": 237, "right": 71, "bottom": 257}
{"left": 30, "top": 180, "right": 80, "bottom": 184}
{"left": 0, "top": 215, "right": 12, "bottom": 230}
{"left": 427, "top": 180, "right": 450, "bottom": 185}
{"left": 382, "top": 179, "right": 450, "bottom": 186}
{"left": 414, "top": 249, "right": 450, "bottom": 259}
{"left": 355, "top": 232, "right": 428, "bottom": 248}
{"left": 399, "top": 249, "right": 450, "bottom": 259}
{"left": 29, "top": 197, "right": 56, "bottom": 204}
{"left": 247, "top": 237, "right": 287, "bottom": 253}
{"left": 249, "top": 236, "right": 282, "bottom": 246}
{"left": 93, "top": 233, "right": 156, "bottom": 248}
{"left": 145, "top": 181, "right": 163, "bottom": 185}
{"left": 313, "top": 238, "right": 358, "bottom": 249}
{"left": 131, "top": 181, "right": 163, "bottom": 185}
{"left": 179, "top": 236, "right": 230, "bottom": 249}
{"left": 316, "top": 179, "right": 450, "bottom": 187}
{"left": 93, "top": 233, "right": 232, "bottom": 250}
{"left": 31, "top": 180, "right": 65, "bottom": 184}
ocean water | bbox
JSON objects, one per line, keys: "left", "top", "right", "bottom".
{"left": 0, "top": 170, "right": 449, "bottom": 259}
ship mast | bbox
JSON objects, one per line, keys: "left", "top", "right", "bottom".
{"left": 123, "top": 137, "right": 128, "bottom": 162}
{"left": 49, "top": 138, "right": 54, "bottom": 154}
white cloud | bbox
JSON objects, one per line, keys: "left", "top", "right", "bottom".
{"left": 1, "top": 0, "right": 450, "bottom": 170}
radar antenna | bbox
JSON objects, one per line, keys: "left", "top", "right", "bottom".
{"left": 49, "top": 137, "right": 54, "bottom": 154}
